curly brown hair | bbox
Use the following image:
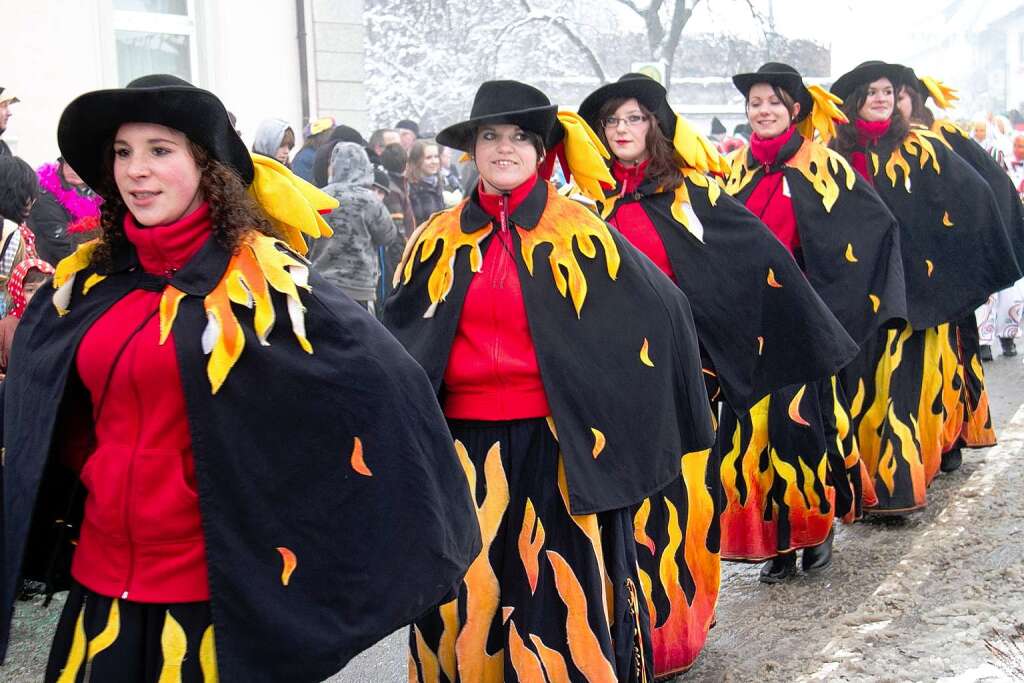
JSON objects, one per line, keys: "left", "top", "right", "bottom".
{"left": 92, "top": 140, "right": 279, "bottom": 269}
{"left": 831, "top": 81, "right": 911, "bottom": 159}
{"left": 596, "top": 98, "right": 685, "bottom": 192}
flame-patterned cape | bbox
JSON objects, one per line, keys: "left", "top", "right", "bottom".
{"left": 383, "top": 179, "right": 716, "bottom": 514}
{"left": 929, "top": 120, "right": 1024, "bottom": 270}
{"left": 0, "top": 232, "right": 480, "bottom": 681}
{"left": 841, "top": 128, "right": 1021, "bottom": 328}
{"left": 600, "top": 169, "right": 861, "bottom": 414}
{"left": 724, "top": 131, "right": 908, "bottom": 345}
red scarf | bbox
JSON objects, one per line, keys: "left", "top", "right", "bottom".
{"left": 750, "top": 125, "right": 797, "bottom": 167}
{"left": 850, "top": 119, "right": 892, "bottom": 183}
{"left": 123, "top": 202, "right": 213, "bottom": 276}
{"left": 611, "top": 159, "right": 650, "bottom": 194}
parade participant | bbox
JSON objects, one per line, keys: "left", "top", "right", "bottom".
{"left": 830, "top": 61, "right": 1020, "bottom": 512}
{"left": 0, "top": 258, "right": 53, "bottom": 375}
{"left": 27, "top": 158, "right": 102, "bottom": 264}
{"left": 385, "top": 79, "right": 717, "bottom": 683}
{"left": 718, "top": 62, "right": 907, "bottom": 582}
{"left": 252, "top": 117, "right": 295, "bottom": 166}
{"left": 577, "top": 70, "right": 862, "bottom": 673}
{"left": 0, "top": 74, "right": 479, "bottom": 682}
{"left": 896, "top": 68, "right": 1023, "bottom": 449}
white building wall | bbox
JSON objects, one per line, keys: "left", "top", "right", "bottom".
{"left": 0, "top": 0, "right": 306, "bottom": 167}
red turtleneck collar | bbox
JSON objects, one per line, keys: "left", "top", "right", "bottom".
{"left": 612, "top": 159, "right": 651, "bottom": 194}
{"left": 750, "top": 125, "right": 797, "bottom": 167}
{"left": 856, "top": 118, "right": 891, "bottom": 146}
{"left": 477, "top": 174, "right": 539, "bottom": 219}
{"left": 123, "top": 202, "right": 213, "bottom": 277}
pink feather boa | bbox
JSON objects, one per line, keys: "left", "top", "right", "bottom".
{"left": 36, "top": 163, "right": 102, "bottom": 222}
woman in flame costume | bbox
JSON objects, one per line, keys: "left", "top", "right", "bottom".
{"left": 576, "top": 72, "right": 860, "bottom": 672}
{"left": 719, "top": 63, "right": 908, "bottom": 582}
{"left": 384, "top": 79, "right": 718, "bottom": 683}
{"left": 828, "top": 61, "right": 1021, "bottom": 515}
{"left": 0, "top": 75, "right": 479, "bottom": 682}
{"left": 896, "top": 66, "right": 1024, "bottom": 460}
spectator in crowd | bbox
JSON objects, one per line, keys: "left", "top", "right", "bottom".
{"left": 406, "top": 139, "right": 445, "bottom": 225}
{"left": 252, "top": 117, "right": 295, "bottom": 166}
{"left": 372, "top": 164, "right": 407, "bottom": 301}
{"left": 366, "top": 127, "right": 400, "bottom": 164}
{"left": 312, "top": 124, "right": 367, "bottom": 187}
{"left": 291, "top": 116, "right": 335, "bottom": 183}
{"left": 308, "top": 142, "right": 397, "bottom": 314}
{"left": 438, "top": 145, "right": 463, "bottom": 206}
{"left": 380, "top": 141, "right": 416, "bottom": 237}
{"left": 394, "top": 119, "right": 419, "bottom": 150}
{"left": 0, "top": 88, "right": 17, "bottom": 156}
{"left": 0, "top": 258, "right": 53, "bottom": 376}
{"left": 26, "top": 158, "right": 102, "bottom": 264}
{"left": 0, "top": 156, "right": 40, "bottom": 317}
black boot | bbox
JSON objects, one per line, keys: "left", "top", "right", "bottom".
{"left": 801, "top": 529, "right": 834, "bottom": 573}
{"left": 759, "top": 553, "right": 797, "bottom": 584}
{"left": 980, "top": 344, "right": 994, "bottom": 362}
{"left": 1000, "top": 337, "right": 1018, "bottom": 357}
{"left": 941, "top": 448, "right": 963, "bottom": 472}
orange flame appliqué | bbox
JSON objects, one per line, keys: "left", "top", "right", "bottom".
{"left": 350, "top": 436, "right": 372, "bottom": 476}
{"left": 276, "top": 547, "right": 297, "bottom": 586}
{"left": 547, "top": 550, "right": 617, "bottom": 683}
{"left": 518, "top": 498, "right": 546, "bottom": 595}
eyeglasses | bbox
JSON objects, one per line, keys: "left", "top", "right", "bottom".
{"left": 602, "top": 114, "right": 649, "bottom": 129}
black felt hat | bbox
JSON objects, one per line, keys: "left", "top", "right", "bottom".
{"left": 436, "top": 80, "right": 559, "bottom": 152}
{"left": 578, "top": 73, "right": 676, "bottom": 138}
{"left": 57, "top": 74, "right": 253, "bottom": 197}
{"left": 732, "top": 62, "right": 813, "bottom": 122}
{"left": 830, "top": 61, "right": 905, "bottom": 102}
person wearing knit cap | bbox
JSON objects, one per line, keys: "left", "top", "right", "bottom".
{"left": 723, "top": 62, "right": 908, "bottom": 582}
{"left": 829, "top": 61, "right": 1020, "bottom": 511}
{"left": 1, "top": 74, "right": 477, "bottom": 682}
{"left": 897, "top": 67, "right": 1022, "bottom": 448}
{"left": 386, "top": 78, "right": 720, "bottom": 683}
{"left": 394, "top": 118, "right": 419, "bottom": 150}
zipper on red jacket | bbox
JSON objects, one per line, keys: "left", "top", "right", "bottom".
{"left": 491, "top": 193, "right": 513, "bottom": 414}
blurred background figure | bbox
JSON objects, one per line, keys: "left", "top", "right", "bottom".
{"left": 394, "top": 119, "right": 419, "bottom": 150}
{"left": 406, "top": 139, "right": 444, "bottom": 225}
{"left": 292, "top": 116, "right": 335, "bottom": 183}
{"left": 367, "top": 128, "right": 400, "bottom": 165}
{"left": 438, "top": 146, "right": 463, "bottom": 207}
{"left": 0, "top": 258, "right": 53, "bottom": 377}
{"left": 312, "top": 124, "right": 367, "bottom": 187}
{"left": 0, "top": 156, "right": 41, "bottom": 317}
{"left": 0, "top": 87, "right": 18, "bottom": 156}
{"left": 308, "top": 141, "right": 396, "bottom": 315}
{"left": 27, "top": 158, "right": 101, "bottom": 264}
{"left": 252, "top": 117, "right": 296, "bottom": 167}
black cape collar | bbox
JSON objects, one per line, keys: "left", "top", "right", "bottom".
{"left": 744, "top": 129, "right": 805, "bottom": 172}
{"left": 460, "top": 177, "right": 548, "bottom": 234}
{"left": 100, "top": 231, "right": 234, "bottom": 296}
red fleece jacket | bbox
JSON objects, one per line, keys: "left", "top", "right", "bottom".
{"left": 443, "top": 175, "right": 551, "bottom": 420}
{"left": 72, "top": 203, "right": 211, "bottom": 602}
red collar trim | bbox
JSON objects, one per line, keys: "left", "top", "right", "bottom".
{"left": 123, "top": 202, "right": 213, "bottom": 276}
{"left": 477, "top": 173, "right": 540, "bottom": 219}
{"left": 750, "top": 125, "right": 797, "bottom": 166}
{"left": 856, "top": 118, "right": 891, "bottom": 145}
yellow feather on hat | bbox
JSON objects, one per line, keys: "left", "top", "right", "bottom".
{"left": 919, "top": 76, "right": 959, "bottom": 110}
{"left": 797, "top": 85, "right": 849, "bottom": 144}
{"left": 672, "top": 114, "right": 726, "bottom": 176}
{"left": 556, "top": 110, "right": 614, "bottom": 202}
{"left": 247, "top": 154, "right": 337, "bottom": 255}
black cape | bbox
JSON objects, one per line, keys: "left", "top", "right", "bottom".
{"left": 724, "top": 132, "right": 908, "bottom": 345}
{"left": 601, "top": 167, "right": 861, "bottom": 414}
{"left": 383, "top": 179, "right": 716, "bottom": 515}
{"left": 845, "top": 128, "right": 1021, "bottom": 328}
{"left": 0, "top": 234, "right": 480, "bottom": 682}
{"left": 932, "top": 120, "right": 1024, "bottom": 271}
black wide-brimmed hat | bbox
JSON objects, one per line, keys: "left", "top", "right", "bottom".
{"left": 57, "top": 74, "right": 253, "bottom": 196}
{"left": 732, "top": 62, "right": 813, "bottom": 122}
{"left": 436, "top": 80, "right": 559, "bottom": 152}
{"left": 830, "top": 61, "right": 905, "bottom": 102}
{"left": 578, "top": 73, "right": 676, "bottom": 138}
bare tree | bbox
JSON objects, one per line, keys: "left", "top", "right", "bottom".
{"left": 607, "top": 0, "right": 703, "bottom": 85}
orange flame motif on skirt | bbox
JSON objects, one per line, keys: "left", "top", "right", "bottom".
{"left": 508, "top": 620, "right": 547, "bottom": 683}
{"left": 452, "top": 440, "right": 508, "bottom": 682}
{"left": 349, "top": 436, "right": 372, "bottom": 476}
{"left": 547, "top": 550, "right": 617, "bottom": 683}
{"left": 635, "top": 450, "right": 719, "bottom": 677}
{"left": 518, "top": 499, "right": 546, "bottom": 595}
{"left": 964, "top": 353, "right": 996, "bottom": 447}
{"left": 276, "top": 547, "right": 297, "bottom": 586}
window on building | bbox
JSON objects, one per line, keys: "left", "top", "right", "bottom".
{"left": 113, "top": 0, "right": 196, "bottom": 86}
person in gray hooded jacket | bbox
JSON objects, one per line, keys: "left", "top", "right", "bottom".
{"left": 309, "top": 142, "right": 397, "bottom": 310}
